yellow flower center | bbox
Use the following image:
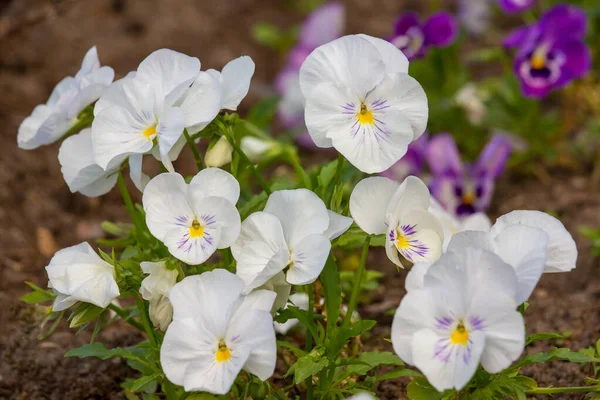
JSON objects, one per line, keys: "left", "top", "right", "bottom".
{"left": 450, "top": 322, "right": 469, "bottom": 346}
{"left": 396, "top": 234, "right": 410, "bottom": 249}
{"left": 189, "top": 219, "right": 204, "bottom": 238}
{"left": 530, "top": 55, "right": 546, "bottom": 70}
{"left": 462, "top": 192, "right": 475, "bottom": 205}
{"left": 357, "top": 103, "right": 374, "bottom": 125}
{"left": 215, "top": 339, "right": 231, "bottom": 363}
{"left": 142, "top": 124, "right": 157, "bottom": 139}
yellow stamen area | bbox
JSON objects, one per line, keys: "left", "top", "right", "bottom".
{"left": 396, "top": 235, "right": 410, "bottom": 249}
{"left": 142, "top": 125, "right": 157, "bottom": 139}
{"left": 189, "top": 219, "right": 204, "bottom": 238}
{"left": 357, "top": 104, "right": 374, "bottom": 125}
{"left": 462, "top": 192, "right": 475, "bottom": 205}
{"left": 215, "top": 340, "right": 231, "bottom": 363}
{"left": 530, "top": 55, "right": 546, "bottom": 70}
{"left": 450, "top": 323, "right": 469, "bottom": 346}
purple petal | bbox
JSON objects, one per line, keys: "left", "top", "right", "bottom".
{"left": 555, "top": 39, "right": 592, "bottom": 82}
{"left": 503, "top": 25, "right": 535, "bottom": 49}
{"left": 394, "top": 12, "right": 421, "bottom": 36}
{"left": 425, "top": 133, "right": 463, "bottom": 177}
{"left": 299, "top": 2, "right": 345, "bottom": 49}
{"left": 539, "top": 4, "right": 587, "bottom": 41}
{"left": 498, "top": 0, "right": 536, "bottom": 14}
{"left": 423, "top": 12, "right": 458, "bottom": 48}
{"left": 474, "top": 134, "right": 512, "bottom": 179}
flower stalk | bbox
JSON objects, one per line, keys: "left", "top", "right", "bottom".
{"left": 343, "top": 235, "right": 371, "bottom": 327}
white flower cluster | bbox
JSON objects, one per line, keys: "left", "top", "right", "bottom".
{"left": 26, "top": 35, "right": 579, "bottom": 397}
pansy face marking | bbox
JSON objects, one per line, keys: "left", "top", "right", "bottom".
{"left": 216, "top": 339, "right": 232, "bottom": 363}
{"left": 389, "top": 224, "right": 430, "bottom": 262}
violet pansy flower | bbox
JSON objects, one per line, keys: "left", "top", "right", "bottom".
{"left": 381, "top": 132, "right": 429, "bottom": 182}
{"left": 499, "top": 0, "right": 535, "bottom": 14}
{"left": 504, "top": 4, "right": 591, "bottom": 98}
{"left": 388, "top": 12, "right": 457, "bottom": 60}
{"left": 426, "top": 133, "right": 511, "bottom": 216}
{"left": 275, "top": 2, "right": 345, "bottom": 144}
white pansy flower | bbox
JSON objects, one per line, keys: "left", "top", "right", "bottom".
{"left": 161, "top": 270, "right": 276, "bottom": 394}
{"left": 346, "top": 393, "right": 376, "bottom": 400}
{"left": 299, "top": 34, "right": 428, "bottom": 173}
{"left": 350, "top": 176, "right": 443, "bottom": 267}
{"left": 180, "top": 56, "right": 255, "bottom": 135}
{"left": 428, "top": 198, "right": 491, "bottom": 250}
{"left": 142, "top": 168, "right": 241, "bottom": 265}
{"left": 233, "top": 189, "right": 351, "bottom": 291}
{"left": 92, "top": 49, "right": 201, "bottom": 187}
{"left": 204, "top": 136, "right": 233, "bottom": 167}
{"left": 58, "top": 128, "right": 120, "bottom": 197}
{"left": 18, "top": 46, "right": 114, "bottom": 150}
{"left": 140, "top": 261, "right": 178, "bottom": 330}
{"left": 274, "top": 292, "right": 310, "bottom": 335}
{"left": 392, "top": 247, "right": 525, "bottom": 392}
{"left": 45, "top": 242, "right": 119, "bottom": 311}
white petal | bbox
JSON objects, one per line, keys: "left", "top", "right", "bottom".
{"left": 388, "top": 176, "right": 432, "bottom": 223}
{"left": 47, "top": 76, "right": 77, "bottom": 108}
{"left": 393, "top": 210, "right": 444, "bottom": 264}
{"left": 157, "top": 107, "right": 186, "bottom": 172}
{"left": 17, "top": 105, "right": 54, "bottom": 150}
{"left": 164, "top": 224, "right": 220, "bottom": 265}
{"left": 204, "top": 135, "right": 233, "bottom": 167}
{"left": 58, "top": 128, "right": 118, "bottom": 197}
{"left": 143, "top": 173, "right": 194, "bottom": 240}
{"left": 135, "top": 49, "right": 200, "bottom": 109}
{"left": 287, "top": 234, "right": 331, "bottom": 285}
{"left": 232, "top": 212, "right": 288, "bottom": 260}
{"left": 230, "top": 310, "right": 276, "bottom": 381}
{"left": 303, "top": 81, "right": 350, "bottom": 148}
{"left": 219, "top": 56, "right": 255, "bottom": 110}
{"left": 76, "top": 46, "right": 100, "bottom": 79}
{"left": 259, "top": 272, "right": 292, "bottom": 313}
{"left": 183, "top": 349, "right": 249, "bottom": 394}
{"left": 479, "top": 308, "right": 525, "bottom": 373}
{"left": 366, "top": 73, "right": 428, "bottom": 140}
{"left": 129, "top": 153, "right": 150, "bottom": 192}
{"left": 168, "top": 271, "right": 244, "bottom": 333}
{"left": 45, "top": 242, "right": 95, "bottom": 295}
{"left": 411, "top": 329, "right": 485, "bottom": 392}
{"left": 190, "top": 167, "right": 240, "bottom": 205}
{"left": 264, "top": 189, "right": 329, "bottom": 247}
{"left": 323, "top": 210, "right": 353, "bottom": 240}
{"left": 491, "top": 210, "right": 577, "bottom": 273}
{"left": 405, "top": 262, "right": 432, "bottom": 292}
{"left": 299, "top": 34, "right": 385, "bottom": 98}
{"left": 236, "top": 241, "right": 289, "bottom": 293}
{"left": 179, "top": 71, "right": 222, "bottom": 133}
{"left": 140, "top": 261, "right": 178, "bottom": 300}
{"left": 52, "top": 293, "right": 78, "bottom": 311}
{"left": 66, "top": 264, "right": 120, "bottom": 308}
{"left": 460, "top": 213, "right": 492, "bottom": 232}
{"left": 357, "top": 34, "right": 409, "bottom": 74}
{"left": 492, "top": 225, "right": 548, "bottom": 304}
{"left": 349, "top": 176, "right": 398, "bottom": 235}
{"left": 188, "top": 196, "right": 241, "bottom": 249}
{"left": 447, "top": 230, "right": 494, "bottom": 253}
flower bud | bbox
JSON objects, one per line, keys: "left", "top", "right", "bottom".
{"left": 204, "top": 135, "right": 233, "bottom": 167}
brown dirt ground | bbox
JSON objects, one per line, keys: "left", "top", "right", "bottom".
{"left": 0, "top": 1, "right": 599, "bottom": 399}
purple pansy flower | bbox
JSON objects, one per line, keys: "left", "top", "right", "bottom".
{"left": 381, "top": 132, "right": 429, "bottom": 182}
{"left": 504, "top": 4, "right": 591, "bottom": 98}
{"left": 388, "top": 12, "right": 457, "bottom": 60}
{"left": 426, "top": 133, "right": 511, "bottom": 216}
{"left": 275, "top": 2, "right": 345, "bottom": 145}
{"left": 498, "top": 0, "right": 535, "bottom": 14}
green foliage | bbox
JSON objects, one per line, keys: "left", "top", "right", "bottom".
{"left": 20, "top": 281, "right": 55, "bottom": 304}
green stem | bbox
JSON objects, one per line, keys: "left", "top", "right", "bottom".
{"left": 184, "top": 129, "right": 204, "bottom": 171}
{"left": 305, "top": 284, "right": 315, "bottom": 400}
{"left": 223, "top": 127, "right": 272, "bottom": 195}
{"left": 343, "top": 235, "right": 371, "bottom": 327}
{"left": 60, "top": 115, "right": 93, "bottom": 140}
{"left": 525, "top": 386, "right": 600, "bottom": 395}
{"left": 135, "top": 294, "right": 158, "bottom": 346}
{"left": 287, "top": 150, "right": 312, "bottom": 189}
{"left": 327, "top": 154, "right": 345, "bottom": 206}
{"left": 108, "top": 303, "right": 145, "bottom": 331}
{"left": 117, "top": 172, "right": 146, "bottom": 245}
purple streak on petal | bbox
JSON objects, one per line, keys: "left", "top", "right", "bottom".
{"left": 498, "top": 0, "right": 536, "bottom": 14}
{"left": 425, "top": 133, "right": 463, "bottom": 177}
{"left": 469, "top": 315, "right": 485, "bottom": 331}
{"left": 423, "top": 12, "right": 458, "bottom": 48}
{"left": 474, "top": 134, "right": 512, "bottom": 179}
{"left": 433, "top": 338, "right": 452, "bottom": 363}
{"left": 435, "top": 316, "right": 454, "bottom": 330}
{"left": 175, "top": 215, "right": 189, "bottom": 227}
{"left": 299, "top": 2, "right": 345, "bottom": 49}
{"left": 388, "top": 229, "right": 396, "bottom": 242}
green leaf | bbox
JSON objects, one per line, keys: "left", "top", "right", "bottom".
{"left": 239, "top": 191, "right": 268, "bottom": 219}
{"left": 274, "top": 306, "right": 321, "bottom": 343}
{"left": 65, "top": 343, "right": 114, "bottom": 360}
{"left": 69, "top": 303, "right": 105, "bottom": 328}
{"left": 407, "top": 377, "right": 446, "bottom": 400}
{"left": 326, "top": 320, "right": 376, "bottom": 359}
{"left": 526, "top": 332, "right": 566, "bottom": 346}
{"left": 20, "top": 286, "right": 55, "bottom": 304}
{"left": 518, "top": 347, "right": 600, "bottom": 367}
{"left": 317, "top": 159, "right": 338, "bottom": 196}
{"left": 344, "top": 351, "right": 404, "bottom": 376}
{"left": 130, "top": 374, "right": 159, "bottom": 393}
{"left": 245, "top": 97, "right": 279, "bottom": 129}
{"left": 276, "top": 340, "right": 306, "bottom": 357}
{"left": 285, "top": 346, "right": 330, "bottom": 384}
{"left": 319, "top": 256, "right": 341, "bottom": 337}
{"left": 378, "top": 368, "right": 422, "bottom": 381}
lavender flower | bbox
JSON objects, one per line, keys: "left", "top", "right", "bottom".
{"left": 381, "top": 132, "right": 429, "bottom": 182}
{"left": 275, "top": 2, "right": 345, "bottom": 140}
{"left": 504, "top": 4, "right": 591, "bottom": 98}
{"left": 499, "top": 0, "right": 535, "bottom": 14}
{"left": 426, "top": 133, "right": 511, "bottom": 216}
{"left": 388, "top": 12, "right": 457, "bottom": 60}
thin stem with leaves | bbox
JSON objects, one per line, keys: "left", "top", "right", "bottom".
{"left": 343, "top": 235, "right": 371, "bottom": 327}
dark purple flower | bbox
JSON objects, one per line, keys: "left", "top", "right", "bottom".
{"left": 426, "top": 133, "right": 511, "bottom": 216}
{"left": 389, "top": 12, "right": 457, "bottom": 60}
{"left": 274, "top": 2, "right": 345, "bottom": 148}
{"left": 499, "top": 0, "right": 535, "bottom": 14}
{"left": 381, "top": 132, "right": 429, "bottom": 181}
{"left": 504, "top": 4, "right": 591, "bottom": 98}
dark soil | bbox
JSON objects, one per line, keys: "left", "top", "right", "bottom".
{"left": 1, "top": 1, "right": 599, "bottom": 399}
